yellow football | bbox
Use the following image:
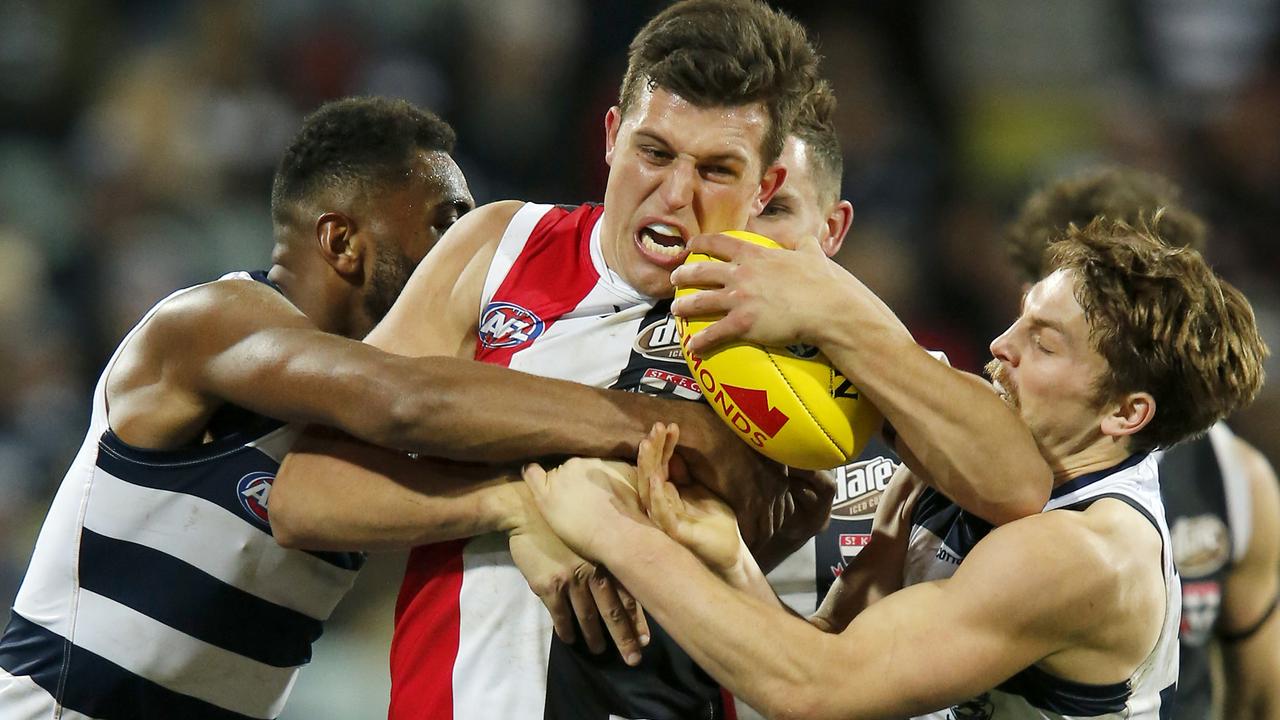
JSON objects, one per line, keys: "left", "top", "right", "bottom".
{"left": 675, "top": 230, "right": 882, "bottom": 470}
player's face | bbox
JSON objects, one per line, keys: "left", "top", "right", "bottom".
{"left": 362, "top": 151, "right": 474, "bottom": 323}
{"left": 600, "top": 85, "right": 780, "bottom": 297}
{"left": 747, "top": 136, "right": 826, "bottom": 245}
{"left": 986, "top": 270, "right": 1113, "bottom": 460}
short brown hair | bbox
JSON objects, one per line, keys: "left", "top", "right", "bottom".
{"left": 1006, "top": 167, "right": 1207, "bottom": 283}
{"left": 619, "top": 0, "right": 819, "bottom": 168}
{"left": 793, "top": 79, "right": 843, "bottom": 204}
{"left": 1049, "top": 218, "right": 1268, "bottom": 452}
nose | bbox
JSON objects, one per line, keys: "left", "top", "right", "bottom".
{"left": 990, "top": 325, "right": 1017, "bottom": 366}
{"left": 659, "top": 159, "right": 696, "bottom": 211}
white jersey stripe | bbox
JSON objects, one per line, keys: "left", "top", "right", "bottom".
{"left": 480, "top": 202, "right": 549, "bottom": 315}
{"left": 1207, "top": 423, "right": 1253, "bottom": 563}
{"left": 452, "top": 533, "right": 552, "bottom": 719}
{"left": 63, "top": 590, "right": 295, "bottom": 718}
{"left": 80, "top": 468, "right": 355, "bottom": 620}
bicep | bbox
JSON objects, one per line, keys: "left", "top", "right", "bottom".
{"left": 811, "top": 522, "right": 1078, "bottom": 717}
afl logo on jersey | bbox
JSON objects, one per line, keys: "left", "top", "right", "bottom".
{"left": 479, "top": 302, "right": 545, "bottom": 349}
{"left": 237, "top": 472, "right": 274, "bottom": 527}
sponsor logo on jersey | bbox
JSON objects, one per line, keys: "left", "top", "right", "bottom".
{"left": 830, "top": 456, "right": 897, "bottom": 521}
{"left": 640, "top": 368, "right": 702, "bottom": 401}
{"left": 237, "top": 471, "right": 274, "bottom": 527}
{"left": 1180, "top": 580, "right": 1223, "bottom": 646}
{"left": 634, "top": 315, "right": 685, "bottom": 362}
{"left": 1171, "top": 514, "right": 1230, "bottom": 578}
{"left": 839, "top": 533, "right": 872, "bottom": 561}
{"left": 478, "top": 302, "right": 545, "bottom": 349}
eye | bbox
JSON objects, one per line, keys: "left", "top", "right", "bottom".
{"left": 760, "top": 202, "right": 789, "bottom": 218}
{"left": 700, "top": 164, "right": 737, "bottom": 181}
{"left": 432, "top": 203, "right": 467, "bottom": 233}
{"left": 1032, "top": 334, "right": 1054, "bottom": 355}
{"left": 640, "top": 145, "right": 674, "bottom": 164}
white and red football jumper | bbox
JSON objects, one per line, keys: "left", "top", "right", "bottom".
{"left": 388, "top": 203, "right": 730, "bottom": 720}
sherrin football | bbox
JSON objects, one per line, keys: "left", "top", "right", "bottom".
{"left": 674, "top": 230, "right": 882, "bottom": 470}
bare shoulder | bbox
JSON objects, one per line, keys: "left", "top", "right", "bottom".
{"left": 958, "top": 502, "right": 1162, "bottom": 627}
{"left": 105, "top": 276, "right": 310, "bottom": 445}
{"left": 112, "top": 277, "right": 304, "bottom": 382}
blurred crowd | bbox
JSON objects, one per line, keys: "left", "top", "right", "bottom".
{"left": 1, "top": 1, "right": 1278, "bottom": 716}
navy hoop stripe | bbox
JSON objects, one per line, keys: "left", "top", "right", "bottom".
{"left": 79, "top": 528, "right": 322, "bottom": 668}
{"left": 0, "top": 612, "right": 258, "bottom": 720}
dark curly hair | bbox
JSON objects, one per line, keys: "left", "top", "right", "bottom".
{"left": 619, "top": 0, "right": 819, "bottom": 168}
{"left": 1050, "top": 218, "right": 1267, "bottom": 451}
{"left": 1005, "top": 167, "right": 1207, "bottom": 283}
{"left": 270, "top": 97, "right": 456, "bottom": 221}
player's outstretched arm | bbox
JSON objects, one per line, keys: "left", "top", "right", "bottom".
{"left": 1220, "top": 435, "right": 1280, "bottom": 720}
{"left": 535, "top": 485, "right": 1153, "bottom": 720}
{"left": 670, "top": 233, "right": 1051, "bottom": 524}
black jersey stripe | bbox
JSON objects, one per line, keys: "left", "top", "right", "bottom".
{"left": 95, "top": 434, "right": 363, "bottom": 572}
{"left": 997, "top": 663, "right": 1129, "bottom": 715}
{"left": 79, "top": 528, "right": 322, "bottom": 668}
{"left": 0, "top": 612, "right": 260, "bottom": 720}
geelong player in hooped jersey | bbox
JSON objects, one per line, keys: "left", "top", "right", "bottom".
{"left": 525, "top": 219, "right": 1269, "bottom": 719}
{"left": 1003, "top": 167, "right": 1280, "bottom": 719}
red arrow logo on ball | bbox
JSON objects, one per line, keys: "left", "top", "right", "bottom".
{"left": 723, "top": 384, "right": 791, "bottom": 438}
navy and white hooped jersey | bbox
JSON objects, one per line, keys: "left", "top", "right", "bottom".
{"left": 0, "top": 271, "right": 363, "bottom": 720}
{"left": 905, "top": 453, "right": 1180, "bottom": 720}
{"left": 389, "top": 203, "right": 730, "bottom": 720}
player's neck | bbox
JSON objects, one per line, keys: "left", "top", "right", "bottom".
{"left": 1050, "top": 437, "right": 1139, "bottom": 487}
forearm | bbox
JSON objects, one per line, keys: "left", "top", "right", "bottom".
{"left": 271, "top": 430, "right": 524, "bottom": 551}
{"left": 816, "top": 285, "right": 1049, "bottom": 523}
{"left": 377, "top": 357, "right": 717, "bottom": 464}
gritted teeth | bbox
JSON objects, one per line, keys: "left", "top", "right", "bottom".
{"left": 641, "top": 233, "right": 686, "bottom": 257}
{"left": 636, "top": 221, "right": 688, "bottom": 260}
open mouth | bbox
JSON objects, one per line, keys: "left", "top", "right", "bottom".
{"left": 635, "top": 222, "right": 689, "bottom": 266}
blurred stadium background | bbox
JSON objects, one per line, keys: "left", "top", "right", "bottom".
{"left": 1, "top": 1, "right": 1277, "bottom": 716}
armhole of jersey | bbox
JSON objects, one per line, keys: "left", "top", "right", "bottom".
{"left": 99, "top": 281, "right": 222, "bottom": 434}
{"left": 478, "top": 202, "right": 551, "bottom": 316}
{"left": 1208, "top": 422, "right": 1253, "bottom": 564}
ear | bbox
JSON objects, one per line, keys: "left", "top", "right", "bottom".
{"left": 1100, "top": 391, "right": 1156, "bottom": 441}
{"left": 604, "top": 106, "right": 622, "bottom": 166}
{"left": 751, "top": 164, "right": 787, "bottom": 216}
{"left": 315, "top": 212, "right": 363, "bottom": 277}
{"left": 819, "top": 199, "right": 855, "bottom": 258}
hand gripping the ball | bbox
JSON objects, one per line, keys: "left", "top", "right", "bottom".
{"left": 670, "top": 231, "right": 855, "bottom": 356}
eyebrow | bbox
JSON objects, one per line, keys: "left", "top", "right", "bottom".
{"left": 633, "top": 130, "right": 749, "bottom": 165}
{"left": 1026, "top": 315, "right": 1070, "bottom": 339}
